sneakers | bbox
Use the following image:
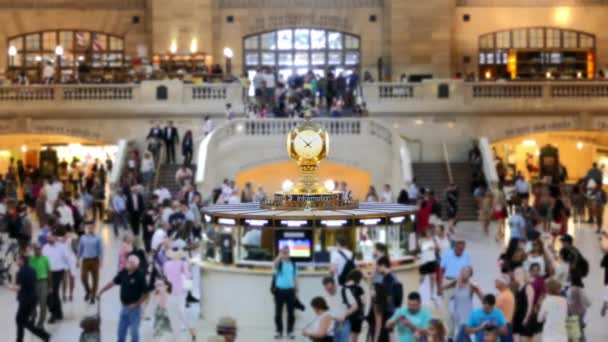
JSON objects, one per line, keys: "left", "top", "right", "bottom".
{"left": 274, "top": 333, "right": 283, "bottom": 339}
{"left": 287, "top": 333, "right": 295, "bottom": 340}
{"left": 601, "top": 301, "right": 608, "bottom": 317}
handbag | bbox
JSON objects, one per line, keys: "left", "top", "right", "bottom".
{"left": 566, "top": 315, "right": 581, "bottom": 340}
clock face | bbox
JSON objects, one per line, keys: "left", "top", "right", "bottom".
{"left": 293, "top": 130, "right": 324, "bottom": 160}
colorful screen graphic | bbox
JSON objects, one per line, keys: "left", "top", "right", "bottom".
{"left": 278, "top": 239, "right": 312, "bottom": 258}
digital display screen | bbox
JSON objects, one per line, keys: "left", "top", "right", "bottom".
{"left": 278, "top": 239, "right": 312, "bottom": 258}
{"left": 275, "top": 229, "right": 313, "bottom": 261}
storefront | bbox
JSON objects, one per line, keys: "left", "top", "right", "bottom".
{"left": 478, "top": 27, "right": 595, "bottom": 80}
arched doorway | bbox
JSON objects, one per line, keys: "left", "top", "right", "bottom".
{"left": 235, "top": 160, "right": 370, "bottom": 200}
{"left": 0, "top": 133, "right": 116, "bottom": 176}
{"left": 243, "top": 28, "right": 361, "bottom": 81}
{"left": 491, "top": 130, "right": 608, "bottom": 184}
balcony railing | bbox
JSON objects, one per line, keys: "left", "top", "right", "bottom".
{"left": 0, "top": 0, "right": 145, "bottom": 9}
{"left": 4, "top": 80, "right": 608, "bottom": 115}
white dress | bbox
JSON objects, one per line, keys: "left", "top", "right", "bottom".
{"left": 538, "top": 295, "right": 568, "bottom": 342}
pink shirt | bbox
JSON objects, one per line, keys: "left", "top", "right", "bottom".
{"left": 163, "top": 259, "right": 190, "bottom": 295}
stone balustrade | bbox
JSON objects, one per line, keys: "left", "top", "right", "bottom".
{"left": 4, "top": 80, "right": 608, "bottom": 115}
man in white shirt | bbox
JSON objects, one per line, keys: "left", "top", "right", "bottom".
{"left": 151, "top": 225, "right": 168, "bottom": 252}
{"left": 322, "top": 276, "right": 359, "bottom": 342}
{"left": 44, "top": 178, "right": 63, "bottom": 216}
{"left": 408, "top": 180, "right": 419, "bottom": 203}
{"left": 56, "top": 198, "right": 74, "bottom": 229}
{"left": 42, "top": 234, "right": 70, "bottom": 322}
{"left": 381, "top": 184, "right": 393, "bottom": 203}
{"left": 330, "top": 237, "right": 354, "bottom": 285}
{"left": 42, "top": 61, "right": 55, "bottom": 84}
{"left": 154, "top": 187, "right": 171, "bottom": 205}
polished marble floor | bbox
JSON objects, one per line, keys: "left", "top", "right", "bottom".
{"left": 1, "top": 219, "right": 607, "bottom": 342}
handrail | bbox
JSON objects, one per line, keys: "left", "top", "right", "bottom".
{"left": 152, "top": 143, "right": 166, "bottom": 190}
{"left": 479, "top": 137, "right": 499, "bottom": 190}
{"left": 442, "top": 142, "right": 454, "bottom": 184}
{"left": 109, "top": 139, "right": 128, "bottom": 189}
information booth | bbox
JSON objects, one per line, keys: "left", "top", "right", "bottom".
{"left": 197, "top": 112, "right": 420, "bottom": 329}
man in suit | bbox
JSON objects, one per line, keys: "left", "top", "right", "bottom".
{"left": 147, "top": 124, "right": 163, "bottom": 162}
{"left": 126, "top": 186, "right": 144, "bottom": 236}
{"left": 164, "top": 121, "right": 179, "bottom": 164}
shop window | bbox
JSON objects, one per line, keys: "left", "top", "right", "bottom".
{"left": 546, "top": 29, "right": 560, "bottom": 48}
{"left": 25, "top": 34, "right": 40, "bottom": 51}
{"left": 529, "top": 28, "right": 543, "bottom": 48}
{"left": 496, "top": 31, "right": 510, "bottom": 49}
{"left": 580, "top": 34, "right": 594, "bottom": 49}
{"left": 42, "top": 32, "right": 56, "bottom": 50}
{"left": 513, "top": 29, "right": 526, "bottom": 48}
{"left": 480, "top": 35, "right": 494, "bottom": 49}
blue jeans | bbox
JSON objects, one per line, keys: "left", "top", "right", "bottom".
{"left": 333, "top": 319, "right": 351, "bottom": 342}
{"left": 118, "top": 305, "right": 141, "bottom": 342}
{"left": 112, "top": 210, "right": 129, "bottom": 236}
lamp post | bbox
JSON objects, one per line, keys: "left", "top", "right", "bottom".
{"left": 55, "top": 45, "right": 64, "bottom": 83}
{"left": 8, "top": 45, "right": 17, "bottom": 77}
{"left": 223, "top": 47, "right": 233, "bottom": 76}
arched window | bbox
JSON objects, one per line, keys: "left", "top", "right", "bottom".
{"left": 7, "top": 30, "right": 126, "bottom": 81}
{"left": 478, "top": 27, "right": 596, "bottom": 80}
{"left": 243, "top": 28, "right": 360, "bottom": 80}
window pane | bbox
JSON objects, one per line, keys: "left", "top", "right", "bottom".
{"left": 546, "top": 29, "right": 560, "bottom": 48}
{"left": 345, "top": 35, "right": 359, "bottom": 49}
{"left": 261, "top": 32, "right": 276, "bottom": 50}
{"left": 486, "top": 53, "right": 494, "bottom": 64}
{"left": 294, "top": 52, "right": 308, "bottom": 66}
{"left": 496, "top": 31, "right": 510, "bottom": 48}
{"left": 328, "top": 32, "right": 342, "bottom": 49}
{"left": 43, "top": 32, "right": 56, "bottom": 50}
{"left": 294, "top": 29, "right": 309, "bottom": 50}
{"left": 328, "top": 51, "right": 342, "bottom": 65}
{"left": 92, "top": 53, "right": 103, "bottom": 67}
{"left": 345, "top": 52, "right": 359, "bottom": 65}
{"left": 245, "top": 52, "right": 259, "bottom": 65}
{"left": 311, "top": 30, "right": 326, "bottom": 49}
{"left": 513, "top": 29, "right": 526, "bottom": 48}
{"left": 563, "top": 31, "right": 576, "bottom": 48}
{"left": 277, "top": 29, "right": 292, "bottom": 50}
{"left": 550, "top": 52, "right": 562, "bottom": 64}
{"left": 9, "top": 38, "right": 23, "bottom": 51}
{"left": 244, "top": 36, "right": 258, "bottom": 49}
{"left": 580, "top": 34, "right": 594, "bottom": 49}
{"left": 278, "top": 52, "right": 293, "bottom": 65}
{"left": 262, "top": 52, "right": 275, "bottom": 65}
{"left": 529, "top": 28, "right": 543, "bottom": 48}
{"left": 109, "top": 36, "right": 123, "bottom": 50}
{"left": 480, "top": 35, "right": 494, "bottom": 49}
{"left": 60, "top": 31, "right": 73, "bottom": 50}
{"left": 25, "top": 34, "right": 40, "bottom": 51}
{"left": 311, "top": 52, "right": 325, "bottom": 65}
{"left": 92, "top": 33, "right": 107, "bottom": 51}
{"left": 106, "top": 53, "right": 122, "bottom": 67}
{"left": 479, "top": 53, "right": 486, "bottom": 65}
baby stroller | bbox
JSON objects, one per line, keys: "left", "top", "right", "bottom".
{"left": 79, "top": 301, "right": 101, "bottom": 342}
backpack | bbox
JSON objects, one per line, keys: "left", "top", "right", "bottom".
{"left": 337, "top": 250, "right": 356, "bottom": 286}
{"left": 341, "top": 285, "right": 364, "bottom": 321}
{"left": 384, "top": 273, "right": 403, "bottom": 314}
{"left": 576, "top": 251, "right": 589, "bottom": 278}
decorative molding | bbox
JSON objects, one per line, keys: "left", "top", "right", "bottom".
{"left": 249, "top": 14, "right": 353, "bottom": 32}
{"left": 0, "top": 0, "right": 145, "bottom": 10}
{"left": 457, "top": 0, "right": 608, "bottom": 6}
{"left": 220, "top": 0, "right": 383, "bottom": 9}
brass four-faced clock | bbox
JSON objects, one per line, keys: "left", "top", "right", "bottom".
{"left": 287, "top": 117, "right": 329, "bottom": 170}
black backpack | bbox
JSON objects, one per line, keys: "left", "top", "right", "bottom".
{"left": 341, "top": 285, "right": 364, "bottom": 320}
{"left": 337, "top": 250, "right": 356, "bottom": 286}
{"left": 384, "top": 273, "right": 403, "bottom": 314}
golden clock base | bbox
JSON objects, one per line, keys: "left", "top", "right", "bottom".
{"left": 260, "top": 192, "right": 358, "bottom": 210}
